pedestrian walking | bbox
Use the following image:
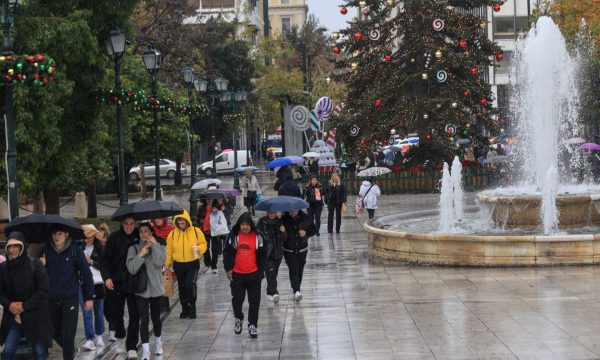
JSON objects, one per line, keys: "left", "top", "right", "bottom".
{"left": 275, "top": 166, "right": 302, "bottom": 198}
{"left": 0, "top": 232, "right": 53, "bottom": 360}
{"left": 165, "top": 210, "right": 207, "bottom": 319}
{"left": 359, "top": 178, "right": 381, "bottom": 219}
{"left": 100, "top": 217, "right": 140, "bottom": 357}
{"left": 257, "top": 211, "right": 283, "bottom": 303}
{"left": 242, "top": 170, "right": 262, "bottom": 216}
{"left": 325, "top": 172, "right": 347, "bottom": 233}
{"left": 79, "top": 225, "right": 106, "bottom": 352}
{"left": 126, "top": 223, "right": 166, "bottom": 360}
{"left": 308, "top": 157, "right": 319, "bottom": 174}
{"left": 45, "top": 226, "right": 94, "bottom": 360}
{"left": 280, "top": 210, "right": 316, "bottom": 302}
{"left": 208, "top": 204, "right": 230, "bottom": 273}
{"left": 303, "top": 175, "right": 324, "bottom": 236}
{"left": 223, "top": 213, "right": 267, "bottom": 338}
{"left": 197, "top": 199, "right": 215, "bottom": 274}
{"left": 150, "top": 218, "right": 173, "bottom": 313}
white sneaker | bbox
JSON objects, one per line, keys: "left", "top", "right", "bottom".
{"left": 294, "top": 291, "right": 303, "bottom": 303}
{"left": 82, "top": 339, "right": 96, "bottom": 351}
{"left": 115, "top": 339, "right": 125, "bottom": 354}
{"left": 267, "top": 295, "right": 273, "bottom": 302}
{"left": 108, "top": 330, "right": 117, "bottom": 342}
{"left": 155, "top": 342, "right": 164, "bottom": 355}
{"left": 127, "top": 349, "right": 139, "bottom": 359}
{"left": 273, "top": 294, "right": 280, "bottom": 303}
{"left": 95, "top": 335, "right": 105, "bottom": 347}
{"left": 141, "top": 347, "right": 150, "bottom": 360}
{"left": 212, "top": 269, "right": 218, "bottom": 274}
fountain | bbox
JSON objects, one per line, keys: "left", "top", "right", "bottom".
{"left": 366, "top": 17, "right": 600, "bottom": 266}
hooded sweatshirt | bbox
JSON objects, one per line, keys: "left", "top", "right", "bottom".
{"left": 166, "top": 210, "right": 208, "bottom": 266}
{"left": 359, "top": 181, "right": 381, "bottom": 209}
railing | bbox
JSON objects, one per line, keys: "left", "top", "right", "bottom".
{"left": 301, "top": 167, "right": 489, "bottom": 194}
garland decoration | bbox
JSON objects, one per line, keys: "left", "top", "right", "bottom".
{"left": 93, "top": 88, "right": 209, "bottom": 117}
{"left": 0, "top": 54, "right": 56, "bottom": 87}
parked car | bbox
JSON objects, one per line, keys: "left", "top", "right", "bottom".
{"left": 198, "top": 150, "right": 252, "bottom": 176}
{"left": 129, "top": 159, "right": 187, "bottom": 181}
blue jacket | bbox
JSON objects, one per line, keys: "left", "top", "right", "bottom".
{"left": 45, "top": 239, "right": 94, "bottom": 302}
{"left": 277, "top": 179, "right": 302, "bottom": 198}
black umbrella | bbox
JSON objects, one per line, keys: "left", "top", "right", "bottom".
{"left": 4, "top": 214, "right": 84, "bottom": 244}
{"left": 111, "top": 200, "right": 184, "bottom": 221}
{"left": 196, "top": 189, "right": 228, "bottom": 200}
{"left": 254, "top": 196, "right": 309, "bottom": 212}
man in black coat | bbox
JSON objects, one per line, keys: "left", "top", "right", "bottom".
{"left": 280, "top": 210, "right": 316, "bottom": 303}
{"left": 274, "top": 166, "right": 302, "bottom": 198}
{"left": 100, "top": 217, "right": 140, "bottom": 356}
{"left": 0, "top": 232, "right": 53, "bottom": 359}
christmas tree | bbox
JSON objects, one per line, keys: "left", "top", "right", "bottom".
{"left": 331, "top": 0, "right": 504, "bottom": 160}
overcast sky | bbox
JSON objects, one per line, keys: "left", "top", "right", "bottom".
{"left": 305, "top": 0, "right": 355, "bottom": 34}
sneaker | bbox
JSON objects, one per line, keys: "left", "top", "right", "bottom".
{"left": 155, "top": 342, "right": 164, "bottom": 355}
{"left": 248, "top": 324, "right": 258, "bottom": 338}
{"left": 82, "top": 339, "right": 96, "bottom": 351}
{"left": 201, "top": 266, "right": 210, "bottom": 273}
{"left": 212, "top": 269, "right": 218, "bottom": 274}
{"left": 115, "top": 339, "right": 126, "bottom": 354}
{"left": 108, "top": 330, "right": 117, "bottom": 342}
{"left": 294, "top": 291, "right": 303, "bottom": 303}
{"left": 127, "top": 349, "right": 139, "bottom": 359}
{"left": 234, "top": 318, "right": 242, "bottom": 334}
{"left": 273, "top": 294, "right": 280, "bottom": 303}
{"left": 267, "top": 295, "right": 273, "bottom": 302}
{"left": 141, "top": 348, "right": 150, "bottom": 360}
{"left": 95, "top": 335, "right": 105, "bottom": 347}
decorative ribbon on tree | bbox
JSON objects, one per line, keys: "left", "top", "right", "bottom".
{"left": 0, "top": 54, "right": 56, "bottom": 87}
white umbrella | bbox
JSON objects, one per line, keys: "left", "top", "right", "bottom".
{"left": 302, "top": 152, "right": 321, "bottom": 158}
{"left": 191, "top": 178, "right": 223, "bottom": 190}
{"left": 358, "top": 167, "right": 391, "bottom": 177}
{"left": 566, "top": 137, "right": 586, "bottom": 145}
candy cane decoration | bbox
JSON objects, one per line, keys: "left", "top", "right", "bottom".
{"left": 333, "top": 102, "right": 346, "bottom": 117}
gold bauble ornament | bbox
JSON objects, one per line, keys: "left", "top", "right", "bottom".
{"left": 451, "top": 102, "right": 458, "bottom": 108}
{"left": 351, "top": 62, "right": 358, "bottom": 70}
{"left": 359, "top": 0, "right": 367, "bottom": 7}
{"left": 435, "top": 50, "right": 443, "bottom": 59}
{"left": 0, "top": 56, "right": 5, "bottom": 61}
{"left": 7, "top": 69, "right": 14, "bottom": 76}
{"left": 387, "top": 0, "right": 394, "bottom": 5}
{"left": 436, "top": 103, "right": 442, "bottom": 109}
{"left": 421, "top": 73, "right": 428, "bottom": 80}
{"left": 479, "top": 22, "right": 487, "bottom": 29}
{"left": 331, "top": 32, "right": 340, "bottom": 41}
{"left": 423, "top": 113, "right": 429, "bottom": 120}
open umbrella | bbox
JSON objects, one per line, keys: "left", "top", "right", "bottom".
{"left": 302, "top": 152, "right": 320, "bottom": 158}
{"left": 268, "top": 158, "right": 293, "bottom": 169}
{"left": 5, "top": 214, "right": 84, "bottom": 243}
{"left": 219, "top": 188, "right": 242, "bottom": 197}
{"left": 112, "top": 200, "right": 184, "bottom": 221}
{"left": 285, "top": 156, "right": 305, "bottom": 165}
{"left": 580, "top": 143, "right": 600, "bottom": 151}
{"left": 235, "top": 166, "right": 258, "bottom": 174}
{"left": 254, "top": 196, "right": 309, "bottom": 212}
{"left": 357, "top": 167, "right": 392, "bottom": 177}
{"left": 191, "top": 178, "right": 222, "bottom": 190}
{"left": 197, "top": 189, "right": 228, "bottom": 200}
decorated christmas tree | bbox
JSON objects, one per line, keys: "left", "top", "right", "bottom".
{"left": 331, "top": 0, "right": 504, "bottom": 159}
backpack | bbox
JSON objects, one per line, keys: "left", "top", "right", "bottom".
{"left": 122, "top": 245, "right": 148, "bottom": 294}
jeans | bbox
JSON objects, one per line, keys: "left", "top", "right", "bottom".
{"left": 135, "top": 296, "right": 162, "bottom": 344}
{"left": 203, "top": 236, "right": 224, "bottom": 270}
{"left": 2, "top": 323, "right": 47, "bottom": 360}
{"left": 48, "top": 296, "right": 79, "bottom": 360}
{"left": 283, "top": 249, "right": 308, "bottom": 293}
{"left": 230, "top": 272, "right": 262, "bottom": 326}
{"left": 173, "top": 260, "right": 200, "bottom": 315}
{"left": 78, "top": 286, "right": 105, "bottom": 340}
{"left": 307, "top": 206, "right": 322, "bottom": 234}
{"left": 327, "top": 204, "right": 343, "bottom": 232}
{"left": 104, "top": 290, "right": 140, "bottom": 351}
{"left": 265, "top": 258, "right": 282, "bottom": 296}
{"left": 367, "top": 208, "right": 375, "bottom": 219}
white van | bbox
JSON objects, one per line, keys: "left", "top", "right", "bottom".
{"left": 198, "top": 150, "right": 252, "bottom": 176}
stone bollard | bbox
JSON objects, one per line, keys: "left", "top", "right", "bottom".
{"left": 74, "top": 192, "right": 87, "bottom": 219}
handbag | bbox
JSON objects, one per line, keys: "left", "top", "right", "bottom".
{"left": 210, "top": 211, "right": 230, "bottom": 237}
{"left": 122, "top": 246, "right": 148, "bottom": 294}
{"left": 256, "top": 193, "right": 264, "bottom": 202}
{"left": 342, "top": 203, "right": 348, "bottom": 213}
{"left": 356, "top": 184, "right": 374, "bottom": 214}
{"left": 163, "top": 272, "right": 173, "bottom": 298}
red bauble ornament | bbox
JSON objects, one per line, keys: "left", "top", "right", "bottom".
{"left": 384, "top": 54, "right": 392, "bottom": 62}
{"left": 355, "top": 32, "right": 363, "bottom": 41}
{"left": 374, "top": 99, "right": 382, "bottom": 106}
{"left": 6, "top": 56, "right": 12, "bottom": 61}
{"left": 459, "top": 40, "right": 468, "bottom": 50}
{"left": 27, "top": 56, "right": 34, "bottom": 63}
{"left": 37, "top": 55, "right": 44, "bottom": 62}
{"left": 360, "top": 139, "right": 365, "bottom": 145}
{"left": 333, "top": 47, "right": 341, "bottom": 54}
{"left": 426, "top": 134, "right": 432, "bottom": 140}
{"left": 469, "top": 67, "right": 478, "bottom": 75}
{"left": 4, "top": 75, "right": 10, "bottom": 82}
{"left": 480, "top": 98, "right": 488, "bottom": 106}
{"left": 42, "top": 77, "right": 48, "bottom": 84}
{"left": 447, "top": 128, "right": 453, "bottom": 135}
{"left": 363, "top": 10, "right": 369, "bottom": 17}
{"left": 463, "top": 90, "right": 471, "bottom": 97}
{"left": 493, "top": 4, "right": 501, "bottom": 12}
{"left": 340, "top": 6, "right": 348, "bottom": 15}
{"left": 496, "top": 52, "right": 504, "bottom": 61}
{"left": 16, "top": 74, "right": 22, "bottom": 80}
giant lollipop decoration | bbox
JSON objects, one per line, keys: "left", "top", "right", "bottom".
{"left": 290, "top": 105, "right": 311, "bottom": 131}
{"left": 314, "top": 96, "right": 333, "bottom": 122}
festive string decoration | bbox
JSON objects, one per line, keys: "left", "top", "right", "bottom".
{"left": 0, "top": 54, "right": 56, "bottom": 88}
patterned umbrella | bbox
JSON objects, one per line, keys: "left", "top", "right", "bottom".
{"left": 357, "top": 167, "right": 392, "bottom": 177}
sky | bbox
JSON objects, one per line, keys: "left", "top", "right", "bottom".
{"left": 305, "top": 0, "right": 355, "bottom": 34}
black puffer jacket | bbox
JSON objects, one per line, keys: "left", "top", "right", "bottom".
{"left": 325, "top": 183, "right": 347, "bottom": 206}
{"left": 280, "top": 211, "right": 316, "bottom": 251}
{"left": 100, "top": 228, "right": 139, "bottom": 292}
{"left": 256, "top": 216, "right": 283, "bottom": 263}
{"left": 304, "top": 184, "right": 324, "bottom": 208}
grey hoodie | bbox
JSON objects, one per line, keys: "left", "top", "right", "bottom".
{"left": 126, "top": 241, "right": 166, "bottom": 298}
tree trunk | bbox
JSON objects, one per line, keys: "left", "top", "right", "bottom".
{"left": 175, "top": 153, "right": 183, "bottom": 185}
{"left": 86, "top": 184, "right": 98, "bottom": 219}
{"left": 43, "top": 189, "right": 60, "bottom": 215}
{"left": 32, "top": 191, "right": 44, "bottom": 214}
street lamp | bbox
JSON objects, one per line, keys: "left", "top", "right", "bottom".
{"left": 142, "top": 44, "right": 162, "bottom": 200}
{"left": 105, "top": 29, "right": 128, "bottom": 205}
{"left": 231, "top": 90, "right": 248, "bottom": 190}
{"left": 2, "top": 0, "right": 22, "bottom": 219}
{"left": 183, "top": 66, "right": 199, "bottom": 219}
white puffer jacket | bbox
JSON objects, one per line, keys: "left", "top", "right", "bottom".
{"left": 359, "top": 181, "right": 381, "bottom": 209}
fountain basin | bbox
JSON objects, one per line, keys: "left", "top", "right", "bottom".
{"left": 478, "top": 191, "right": 600, "bottom": 230}
{"left": 366, "top": 208, "right": 600, "bottom": 266}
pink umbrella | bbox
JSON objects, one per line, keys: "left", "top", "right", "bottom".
{"left": 580, "top": 143, "right": 600, "bottom": 151}
{"left": 567, "top": 137, "right": 586, "bottom": 144}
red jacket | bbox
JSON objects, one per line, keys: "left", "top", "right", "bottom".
{"left": 151, "top": 218, "right": 175, "bottom": 240}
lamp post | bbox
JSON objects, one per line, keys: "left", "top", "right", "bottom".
{"left": 2, "top": 0, "right": 22, "bottom": 220}
{"left": 232, "top": 90, "right": 248, "bottom": 190}
{"left": 142, "top": 44, "right": 162, "bottom": 200}
{"left": 105, "top": 29, "right": 128, "bottom": 205}
{"left": 182, "top": 66, "right": 197, "bottom": 218}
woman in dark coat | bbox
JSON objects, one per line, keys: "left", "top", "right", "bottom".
{"left": 0, "top": 232, "right": 53, "bottom": 359}
{"left": 324, "top": 172, "right": 347, "bottom": 234}
{"left": 303, "top": 175, "right": 324, "bottom": 236}
{"left": 256, "top": 212, "right": 283, "bottom": 303}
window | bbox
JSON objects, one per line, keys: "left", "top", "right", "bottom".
{"left": 493, "top": 16, "right": 529, "bottom": 39}
{"left": 159, "top": 159, "right": 169, "bottom": 165}
{"left": 217, "top": 154, "right": 229, "bottom": 163}
{"left": 497, "top": 84, "right": 511, "bottom": 111}
{"left": 281, "top": 0, "right": 290, "bottom": 4}
{"left": 201, "top": 0, "right": 235, "bottom": 8}
{"left": 496, "top": 50, "right": 512, "bottom": 74}
{"left": 281, "top": 17, "right": 291, "bottom": 34}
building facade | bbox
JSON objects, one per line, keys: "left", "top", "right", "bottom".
{"left": 268, "top": 0, "right": 308, "bottom": 36}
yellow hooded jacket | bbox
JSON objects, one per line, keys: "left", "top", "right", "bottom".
{"left": 166, "top": 210, "right": 207, "bottom": 266}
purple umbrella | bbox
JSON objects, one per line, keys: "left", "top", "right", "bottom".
{"left": 580, "top": 143, "right": 600, "bottom": 151}
{"left": 284, "top": 156, "right": 305, "bottom": 165}
{"left": 220, "top": 188, "right": 242, "bottom": 197}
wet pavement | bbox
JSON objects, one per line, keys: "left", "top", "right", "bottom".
{"left": 50, "top": 174, "right": 600, "bottom": 359}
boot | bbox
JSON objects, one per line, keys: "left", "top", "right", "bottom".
{"left": 188, "top": 304, "right": 197, "bottom": 319}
